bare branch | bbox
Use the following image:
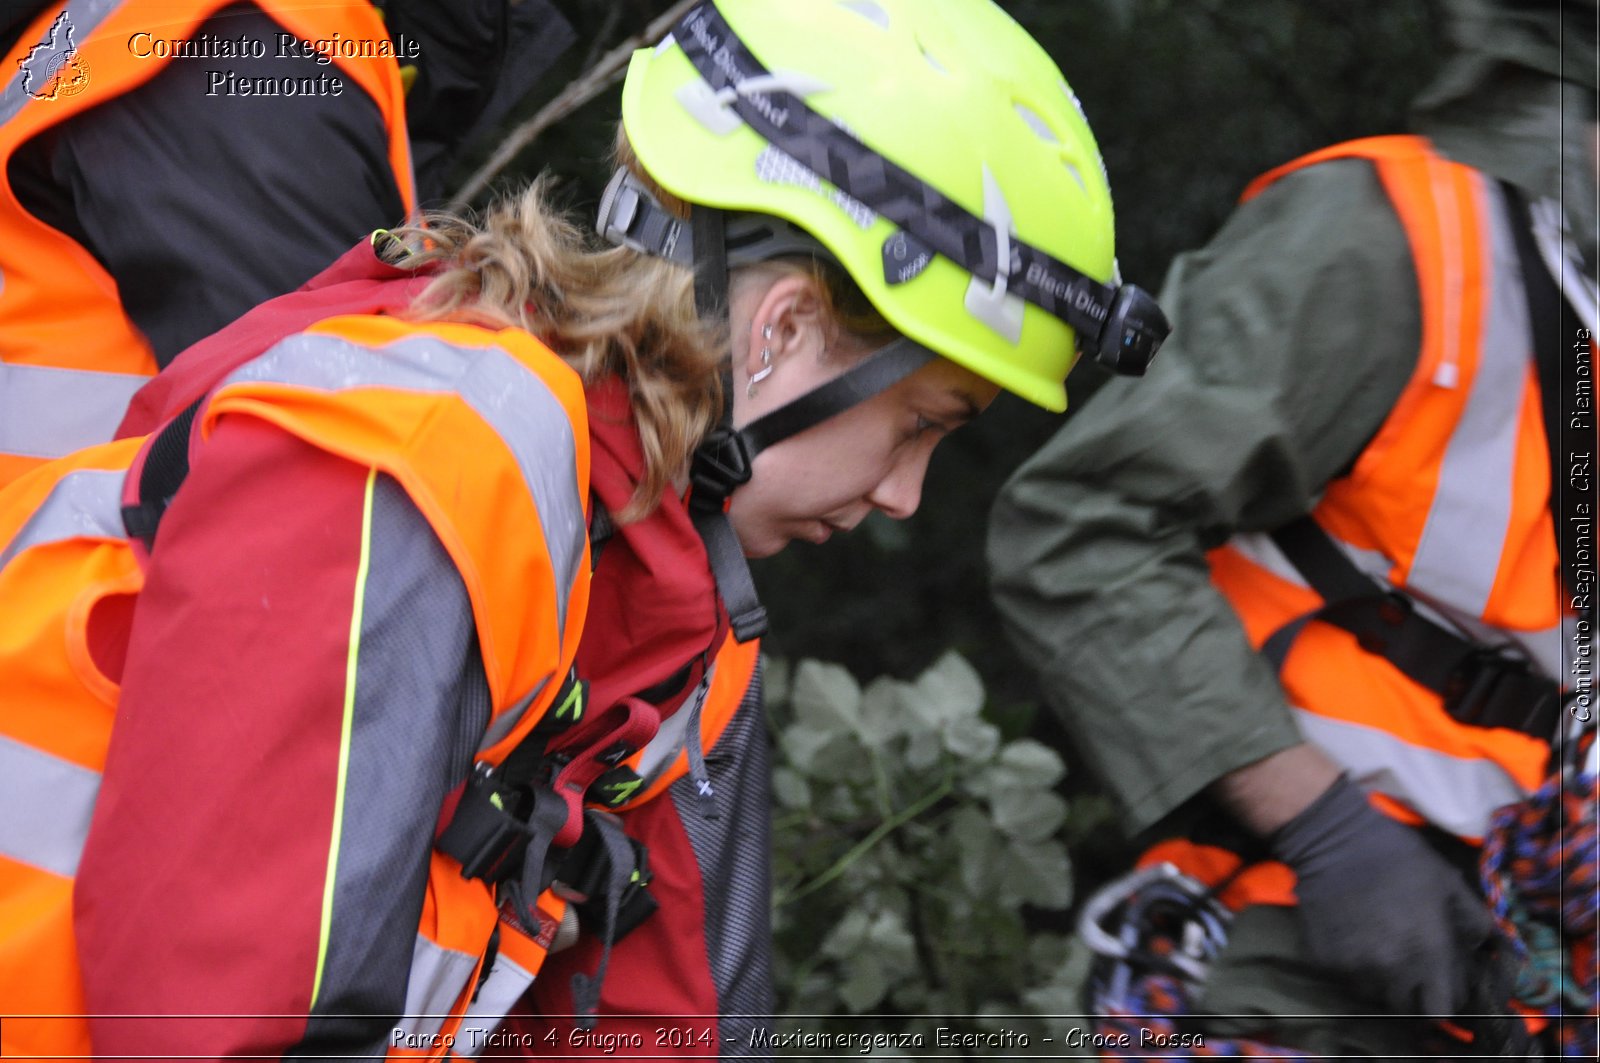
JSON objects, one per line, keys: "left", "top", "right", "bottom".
{"left": 448, "top": 0, "right": 700, "bottom": 210}
{"left": 577, "top": 2, "right": 625, "bottom": 73}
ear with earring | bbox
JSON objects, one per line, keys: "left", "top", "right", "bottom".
{"left": 748, "top": 323, "right": 774, "bottom": 398}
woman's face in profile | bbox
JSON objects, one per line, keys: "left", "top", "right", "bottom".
{"left": 727, "top": 353, "right": 995, "bottom": 558}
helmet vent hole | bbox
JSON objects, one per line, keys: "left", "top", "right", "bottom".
{"left": 918, "top": 41, "right": 948, "bottom": 74}
{"left": 1064, "top": 161, "right": 1086, "bottom": 192}
{"left": 1013, "top": 102, "right": 1057, "bottom": 144}
{"left": 837, "top": 0, "right": 891, "bottom": 29}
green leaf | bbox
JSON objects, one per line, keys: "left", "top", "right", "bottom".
{"left": 994, "top": 738, "right": 1067, "bottom": 788}
{"left": 998, "top": 838, "right": 1073, "bottom": 910}
{"left": 942, "top": 716, "right": 1000, "bottom": 762}
{"left": 778, "top": 722, "right": 835, "bottom": 776}
{"left": 1027, "top": 931, "right": 1074, "bottom": 973}
{"left": 951, "top": 805, "right": 1002, "bottom": 896}
{"left": 838, "top": 953, "right": 891, "bottom": 1011}
{"left": 772, "top": 765, "right": 812, "bottom": 809}
{"left": 904, "top": 650, "right": 984, "bottom": 729}
{"left": 856, "top": 674, "right": 905, "bottom": 749}
{"left": 819, "top": 907, "right": 871, "bottom": 959}
{"left": 819, "top": 780, "right": 866, "bottom": 820}
{"left": 865, "top": 909, "right": 918, "bottom": 973}
{"left": 791, "top": 658, "right": 862, "bottom": 736}
{"left": 1020, "top": 980, "right": 1080, "bottom": 1015}
{"left": 990, "top": 787, "right": 1069, "bottom": 842}
{"left": 903, "top": 728, "right": 942, "bottom": 771}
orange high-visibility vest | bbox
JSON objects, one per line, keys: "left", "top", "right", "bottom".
{"left": 1209, "top": 135, "right": 1569, "bottom": 842}
{"left": 0, "top": 0, "right": 417, "bottom": 487}
{"left": 0, "top": 314, "right": 757, "bottom": 1060}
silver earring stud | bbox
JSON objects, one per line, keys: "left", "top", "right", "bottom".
{"left": 762, "top": 323, "right": 773, "bottom": 341}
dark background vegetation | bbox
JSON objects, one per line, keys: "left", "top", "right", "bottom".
{"left": 457, "top": 0, "right": 1447, "bottom": 904}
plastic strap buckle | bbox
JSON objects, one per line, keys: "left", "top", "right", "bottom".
{"left": 438, "top": 763, "right": 566, "bottom": 884}
{"left": 688, "top": 426, "right": 753, "bottom": 513}
{"left": 1443, "top": 648, "right": 1560, "bottom": 738}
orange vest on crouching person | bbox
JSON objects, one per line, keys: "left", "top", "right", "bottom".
{"left": 0, "top": 0, "right": 416, "bottom": 488}
{"left": 1209, "top": 134, "right": 1577, "bottom": 845}
{"left": 1089, "top": 135, "right": 1592, "bottom": 1057}
{"left": 0, "top": 306, "right": 760, "bottom": 1058}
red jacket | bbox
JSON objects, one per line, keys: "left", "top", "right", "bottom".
{"left": 74, "top": 241, "right": 764, "bottom": 1057}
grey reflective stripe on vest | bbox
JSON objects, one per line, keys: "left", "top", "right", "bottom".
{"left": 1291, "top": 707, "right": 1524, "bottom": 838}
{"left": 1228, "top": 530, "right": 1393, "bottom": 591}
{"left": 0, "top": 467, "right": 123, "bottom": 877}
{"left": 0, "top": 735, "right": 101, "bottom": 877}
{"left": 1407, "top": 178, "right": 1530, "bottom": 618}
{"left": 1228, "top": 526, "right": 1564, "bottom": 680}
{"left": 0, "top": 466, "right": 124, "bottom": 570}
{"left": 632, "top": 667, "right": 716, "bottom": 784}
{"left": 0, "top": 362, "right": 148, "bottom": 459}
{"left": 395, "top": 933, "right": 479, "bottom": 1040}
{"left": 222, "top": 332, "right": 587, "bottom": 633}
{"left": 452, "top": 952, "right": 538, "bottom": 1057}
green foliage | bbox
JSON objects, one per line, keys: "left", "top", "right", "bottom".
{"left": 766, "top": 651, "right": 1099, "bottom": 1038}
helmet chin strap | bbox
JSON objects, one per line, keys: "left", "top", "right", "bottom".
{"left": 681, "top": 201, "right": 771, "bottom": 643}
{"left": 599, "top": 172, "right": 936, "bottom": 642}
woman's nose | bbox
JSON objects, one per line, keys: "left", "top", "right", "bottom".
{"left": 867, "top": 448, "right": 932, "bottom": 520}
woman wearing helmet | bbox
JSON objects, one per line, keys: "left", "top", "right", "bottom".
{"left": 3, "top": 1, "right": 1163, "bottom": 1058}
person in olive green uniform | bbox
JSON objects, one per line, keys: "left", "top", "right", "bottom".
{"left": 989, "top": 0, "right": 1597, "bottom": 1054}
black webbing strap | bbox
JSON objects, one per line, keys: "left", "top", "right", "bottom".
{"left": 1262, "top": 518, "right": 1562, "bottom": 739}
{"left": 550, "top": 809, "right": 657, "bottom": 943}
{"left": 120, "top": 396, "right": 203, "bottom": 548}
{"left": 566, "top": 813, "right": 649, "bottom": 1029}
{"left": 739, "top": 338, "right": 934, "bottom": 455}
{"left": 587, "top": 496, "right": 615, "bottom": 570}
{"left": 683, "top": 198, "right": 770, "bottom": 643}
{"left": 689, "top": 505, "right": 767, "bottom": 642}
{"left": 1255, "top": 183, "right": 1596, "bottom": 744}
{"left": 691, "top": 204, "right": 728, "bottom": 322}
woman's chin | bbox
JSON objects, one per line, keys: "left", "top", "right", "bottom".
{"left": 736, "top": 528, "right": 787, "bottom": 560}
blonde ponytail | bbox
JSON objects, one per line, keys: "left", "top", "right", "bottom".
{"left": 382, "top": 176, "right": 724, "bottom": 519}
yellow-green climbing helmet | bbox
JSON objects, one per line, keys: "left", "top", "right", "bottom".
{"left": 619, "top": 0, "right": 1160, "bottom": 411}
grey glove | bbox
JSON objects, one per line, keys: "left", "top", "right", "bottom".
{"left": 1270, "top": 774, "right": 1497, "bottom": 1016}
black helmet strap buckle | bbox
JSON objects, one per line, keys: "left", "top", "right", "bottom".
{"left": 688, "top": 425, "right": 754, "bottom": 513}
